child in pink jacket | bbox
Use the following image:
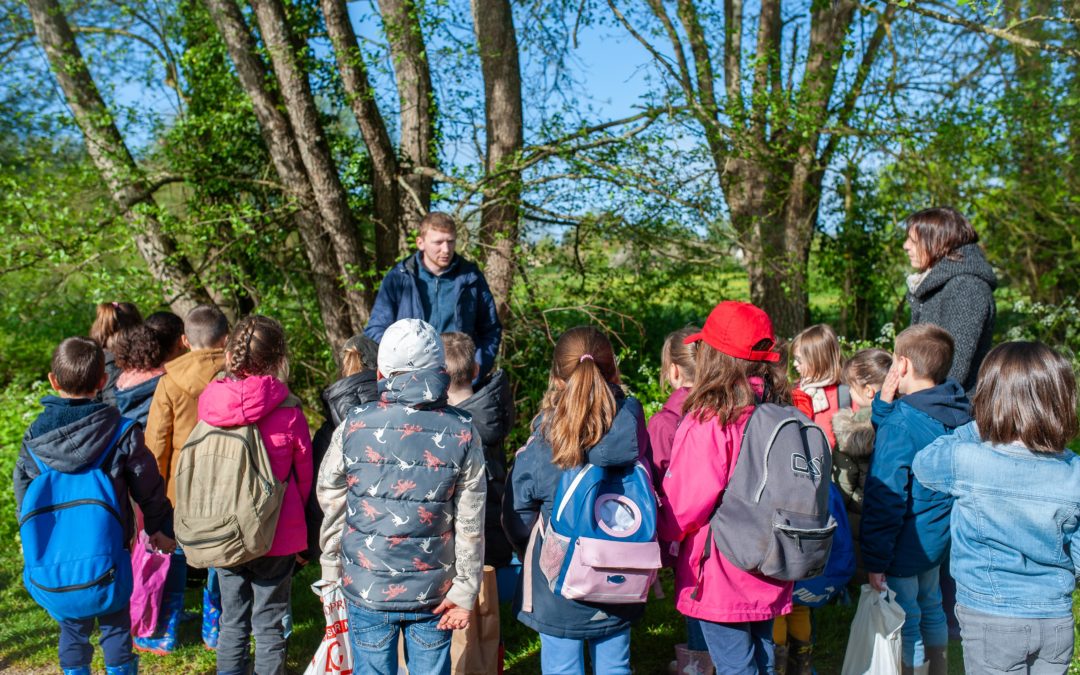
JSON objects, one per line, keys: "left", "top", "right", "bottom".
{"left": 197, "top": 315, "right": 313, "bottom": 675}
{"left": 660, "top": 301, "right": 793, "bottom": 674}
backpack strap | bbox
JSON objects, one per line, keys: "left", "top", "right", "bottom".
{"left": 521, "top": 513, "right": 545, "bottom": 614}
{"left": 837, "top": 384, "right": 852, "bottom": 411}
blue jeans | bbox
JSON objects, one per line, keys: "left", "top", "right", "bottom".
{"left": 347, "top": 602, "right": 451, "bottom": 675}
{"left": 539, "top": 629, "right": 631, "bottom": 675}
{"left": 698, "top": 618, "right": 775, "bottom": 674}
{"left": 888, "top": 566, "right": 947, "bottom": 667}
{"left": 687, "top": 617, "right": 708, "bottom": 651}
{"left": 58, "top": 605, "right": 133, "bottom": 668}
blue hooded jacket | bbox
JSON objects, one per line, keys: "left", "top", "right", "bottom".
{"left": 860, "top": 379, "right": 971, "bottom": 577}
{"left": 365, "top": 253, "right": 502, "bottom": 380}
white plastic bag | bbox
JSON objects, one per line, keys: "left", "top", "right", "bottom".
{"left": 304, "top": 579, "right": 353, "bottom": 675}
{"left": 841, "top": 584, "right": 905, "bottom": 675}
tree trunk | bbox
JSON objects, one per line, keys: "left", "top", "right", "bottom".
{"left": 377, "top": 0, "right": 436, "bottom": 233}
{"left": 249, "top": 0, "right": 372, "bottom": 330}
{"left": 471, "top": 0, "right": 523, "bottom": 325}
{"left": 26, "top": 0, "right": 212, "bottom": 316}
{"left": 203, "top": 0, "right": 353, "bottom": 352}
{"left": 320, "top": 0, "right": 402, "bottom": 270}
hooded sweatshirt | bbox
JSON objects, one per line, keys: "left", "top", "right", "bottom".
{"left": 14, "top": 396, "right": 173, "bottom": 545}
{"left": 145, "top": 348, "right": 225, "bottom": 503}
{"left": 197, "top": 375, "right": 313, "bottom": 557}
{"left": 908, "top": 243, "right": 997, "bottom": 394}
{"left": 114, "top": 373, "right": 163, "bottom": 427}
{"left": 861, "top": 380, "right": 971, "bottom": 577}
{"left": 646, "top": 386, "right": 690, "bottom": 499}
{"left": 320, "top": 367, "right": 487, "bottom": 612}
{"left": 455, "top": 368, "right": 515, "bottom": 568}
{"left": 503, "top": 395, "right": 649, "bottom": 640}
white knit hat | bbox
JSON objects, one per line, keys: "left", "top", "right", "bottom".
{"left": 377, "top": 319, "right": 445, "bottom": 376}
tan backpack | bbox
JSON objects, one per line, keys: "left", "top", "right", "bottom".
{"left": 173, "top": 395, "right": 300, "bottom": 568}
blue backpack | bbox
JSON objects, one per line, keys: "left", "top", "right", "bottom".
{"left": 536, "top": 461, "right": 661, "bottom": 604}
{"left": 19, "top": 418, "right": 135, "bottom": 620}
{"left": 792, "top": 483, "right": 855, "bottom": 608}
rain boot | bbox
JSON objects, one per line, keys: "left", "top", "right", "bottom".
{"left": 104, "top": 655, "right": 139, "bottom": 675}
{"left": 773, "top": 644, "right": 788, "bottom": 675}
{"left": 787, "top": 637, "right": 814, "bottom": 675}
{"left": 926, "top": 646, "right": 948, "bottom": 675}
{"left": 61, "top": 667, "right": 91, "bottom": 675}
{"left": 133, "top": 591, "right": 182, "bottom": 655}
{"left": 201, "top": 585, "right": 221, "bottom": 650}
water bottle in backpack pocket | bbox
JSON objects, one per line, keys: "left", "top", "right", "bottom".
{"left": 19, "top": 418, "right": 135, "bottom": 620}
{"left": 538, "top": 461, "right": 661, "bottom": 603}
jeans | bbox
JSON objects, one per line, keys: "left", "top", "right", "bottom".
{"left": 347, "top": 602, "right": 452, "bottom": 675}
{"left": 58, "top": 605, "right": 133, "bottom": 668}
{"left": 539, "top": 629, "right": 631, "bottom": 675}
{"left": 687, "top": 617, "right": 708, "bottom": 652}
{"left": 215, "top": 555, "right": 294, "bottom": 675}
{"left": 888, "top": 566, "right": 947, "bottom": 667}
{"left": 698, "top": 618, "right": 775, "bottom": 674}
{"left": 956, "top": 605, "right": 1074, "bottom": 675}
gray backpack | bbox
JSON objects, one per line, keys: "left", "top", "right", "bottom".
{"left": 173, "top": 396, "right": 299, "bottom": 568}
{"left": 706, "top": 403, "right": 836, "bottom": 582}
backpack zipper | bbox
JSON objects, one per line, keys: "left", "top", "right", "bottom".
{"left": 30, "top": 566, "right": 115, "bottom": 593}
{"left": 19, "top": 498, "right": 121, "bottom": 527}
{"left": 176, "top": 530, "right": 235, "bottom": 547}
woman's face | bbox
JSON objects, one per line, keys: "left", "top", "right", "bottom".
{"left": 903, "top": 229, "right": 927, "bottom": 270}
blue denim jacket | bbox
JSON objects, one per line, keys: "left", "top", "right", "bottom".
{"left": 913, "top": 422, "right": 1080, "bottom": 618}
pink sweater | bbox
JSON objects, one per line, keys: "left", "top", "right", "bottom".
{"left": 198, "top": 375, "right": 313, "bottom": 557}
{"left": 659, "top": 388, "right": 793, "bottom": 623}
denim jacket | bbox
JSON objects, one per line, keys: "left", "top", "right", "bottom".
{"left": 914, "top": 422, "right": 1080, "bottom": 618}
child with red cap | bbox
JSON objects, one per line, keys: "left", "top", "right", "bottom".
{"left": 658, "top": 301, "right": 794, "bottom": 674}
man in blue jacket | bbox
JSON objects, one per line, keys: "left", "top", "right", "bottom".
{"left": 365, "top": 212, "right": 502, "bottom": 380}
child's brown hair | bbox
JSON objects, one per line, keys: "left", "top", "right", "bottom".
{"left": 792, "top": 324, "right": 843, "bottom": 384}
{"left": 225, "top": 315, "right": 289, "bottom": 381}
{"left": 972, "top": 341, "right": 1078, "bottom": 453}
{"left": 90, "top": 302, "right": 141, "bottom": 351}
{"left": 894, "top": 324, "right": 954, "bottom": 384}
{"left": 539, "top": 326, "right": 621, "bottom": 470}
{"left": 52, "top": 337, "right": 105, "bottom": 395}
{"left": 442, "top": 332, "right": 476, "bottom": 389}
{"left": 842, "top": 349, "right": 893, "bottom": 389}
{"left": 684, "top": 340, "right": 792, "bottom": 423}
{"left": 660, "top": 326, "right": 699, "bottom": 391}
{"left": 184, "top": 305, "right": 229, "bottom": 350}
{"left": 113, "top": 324, "right": 167, "bottom": 371}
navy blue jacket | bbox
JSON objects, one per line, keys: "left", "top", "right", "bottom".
{"left": 364, "top": 253, "right": 502, "bottom": 379}
{"left": 113, "top": 375, "right": 161, "bottom": 427}
{"left": 860, "top": 380, "right": 971, "bottom": 577}
{"left": 503, "top": 394, "right": 649, "bottom": 639}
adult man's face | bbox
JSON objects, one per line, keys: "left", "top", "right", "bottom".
{"left": 417, "top": 227, "right": 456, "bottom": 274}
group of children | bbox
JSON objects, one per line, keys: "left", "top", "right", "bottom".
{"left": 14, "top": 295, "right": 1080, "bottom": 675}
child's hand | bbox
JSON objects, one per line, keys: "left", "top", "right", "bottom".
{"left": 879, "top": 362, "right": 901, "bottom": 403}
{"left": 148, "top": 532, "right": 176, "bottom": 554}
{"left": 432, "top": 598, "right": 471, "bottom": 630}
{"left": 868, "top": 572, "right": 888, "bottom": 592}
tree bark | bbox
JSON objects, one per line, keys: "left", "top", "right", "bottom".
{"left": 249, "top": 0, "right": 372, "bottom": 329}
{"left": 377, "top": 0, "right": 436, "bottom": 234}
{"left": 471, "top": 0, "right": 523, "bottom": 325}
{"left": 320, "top": 0, "right": 402, "bottom": 270}
{"left": 203, "top": 0, "right": 353, "bottom": 351}
{"left": 26, "top": 0, "right": 212, "bottom": 316}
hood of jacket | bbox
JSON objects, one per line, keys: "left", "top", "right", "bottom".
{"left": 901, "top": 379, "right": 972, "bottom": 429}
{"left": 402, "top": 251, "right": 477, "bottom": 281}
{"left": 456, "top": 369, "right": 514, "bottom": 449}
{"left": 831, "top": 408, "right": 875, "bottom": 458}
{"left": 913, "top": 243, "right": 997, "bottom": 299}
{"left": 379, "top": 366, "right": 451, "bottom": 409}
{"left": 198, "top": 375, "right": 289, "bottom": 427}
{"left": 660, "top": 386, "right": 691, "bottom": 418}
{"left": 25, "top": 400, "right": 124, "bottom": 472}
{"left": 164, "top": 349, "right": 225, "bottom": 398}
{"left": 113, "top": 375, "right": 161, "bottom": 419}
{"left": 322, "top": 370, "right": 379, "bottom": 427}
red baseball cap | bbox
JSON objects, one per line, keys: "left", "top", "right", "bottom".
{"left": 683, "top": 301, "right": 780, "bottom": 362}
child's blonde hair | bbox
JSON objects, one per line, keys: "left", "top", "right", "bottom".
{"left": 225, "top": 315, "right": 289, "bottom": 382}
{"left": 660, "top": 326, "right": 700, "bottom": 390}
{"left": 539, "top": 326, "right": 621, "bottom": 470}
{"left": 842, "top": 349, "right": 893, "bottom": 390}
{"left": 792, "top": 324, "right": 843, "bottom": 384}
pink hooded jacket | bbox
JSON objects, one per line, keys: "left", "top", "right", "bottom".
{"left": 659, "top": 382, "right": 793, "bottom": 623}
{"left": 198, "top": 375, "right": 313, "bottom": 557}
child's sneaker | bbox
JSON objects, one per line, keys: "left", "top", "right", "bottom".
{"left": 201, "top": 587, "right": 221, "bottom": 650}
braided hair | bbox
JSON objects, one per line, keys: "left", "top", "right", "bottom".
{"left": 225, "top": 315, "right": 289, "bottom": 381}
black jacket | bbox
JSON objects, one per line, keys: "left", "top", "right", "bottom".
{"left": 456, "top": 369, "right": 515, "bottom": 567}
{"left": 14, "top": 396, "right": 173, "bottom": 545}
{"left": 908, "top": 243, "right": 997, "bottom": 394}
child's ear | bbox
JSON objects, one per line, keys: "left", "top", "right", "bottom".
{"left": 96, "top": 372, "right": 107, "bottom": 394}
{"left": 47, "top": 372, "right": 62, "bottom": 393}
{"left": 181, "top": 334, "right": 192, "bottom": 350}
